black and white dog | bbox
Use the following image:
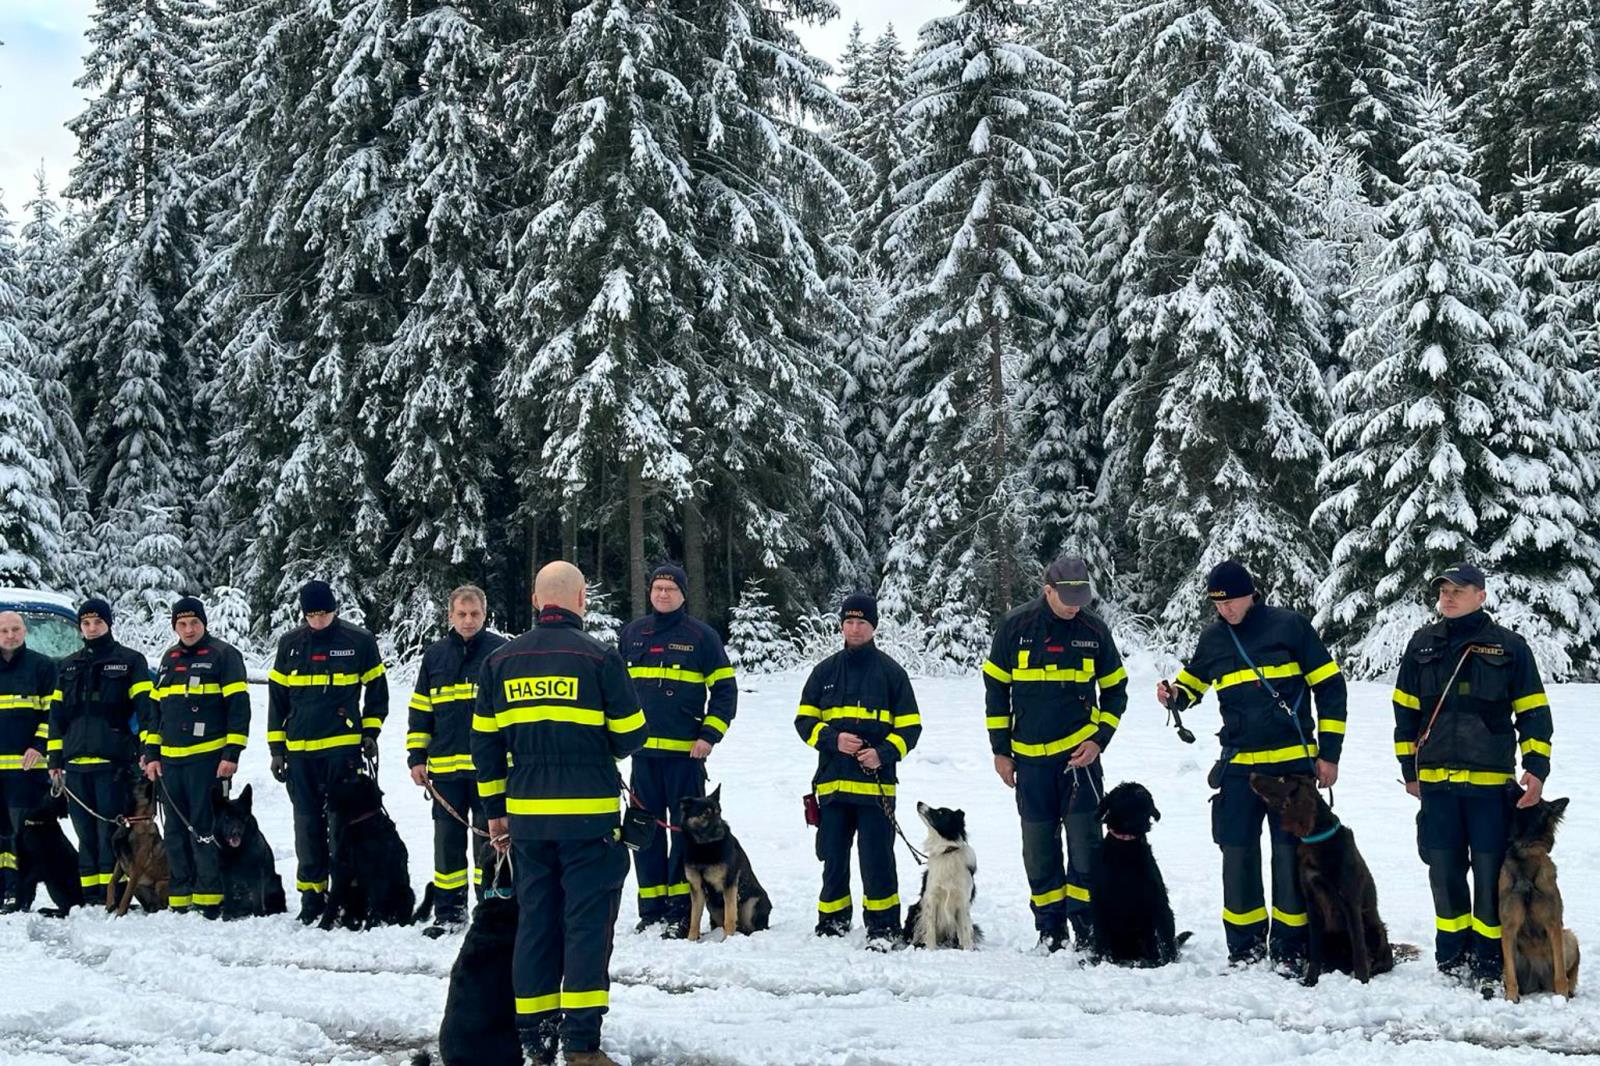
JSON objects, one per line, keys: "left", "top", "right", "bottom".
{"left": 903, "top": 802, "right": 980, "bottom": 950}
{"left": 1090, "top": 781, "right": 1188, "bottom": 966}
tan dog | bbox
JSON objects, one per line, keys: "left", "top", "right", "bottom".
{"left": 109, "top": 776, "right": 170, "bottom": 915}
{"left": 679, "top": 788, "right": 771, "bottom": 941}
{"left": 1500, "top": 795, "right": 1579, "bottom": 1001}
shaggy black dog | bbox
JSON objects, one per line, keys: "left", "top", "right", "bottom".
{"left": 212, "top": 784, "right": 287, "bottom": 919}
{"left": 1090, "top": 781, "right": 1187, "bottom": 966}
{"left": 10, "top": 793, "right": 83, "bottom": 917}
{"left": 322, "top": 770, "right": 415, "bottom": 930}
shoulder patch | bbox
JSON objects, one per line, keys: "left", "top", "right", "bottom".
{"left": 668, "top": 643, "right": 694, "bottom": 653}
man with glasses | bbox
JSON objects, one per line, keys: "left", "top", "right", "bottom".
{"left": 268, "top": 580, "right": 388, "bottom": 924}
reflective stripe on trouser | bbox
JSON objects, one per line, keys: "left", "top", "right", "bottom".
{"left": 1016, "top": 757, "right": 1102, "bottom": 933}
{"left": 162, "top": 755, "right": 225, "bottom": 908}
{"left": 816, "top": 799, "right": 899, "bottom": 934}
{"left": 1418, "top": 788, "right": 1508, "bottom": 973}
{"left": 0, "top": 770, "right": 48, "bottom": 898}
{"left": 430, "top": 774, "right": 486, "bottom": 917}
{"left": 629, "top": 756, "right": 703, "bottom": 922}
{"left": 286, "top": 754, "right": 359, "bottom": 898}
{"left": 67, "top": 766, "right": 131, "bottom": 897}
{"left": 1212, "top": 773, "right": 1307, "bottom": 961}
{"left": 512, "top": 835, "right": 629, "bottom": 1052}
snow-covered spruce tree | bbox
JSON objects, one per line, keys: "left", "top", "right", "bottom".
{"left": 1314, "top": 100, "right": 1557, "bottom": 676}
{"left": 582, "top": 581, "right": 623, "bottom": 647}
{"left": 1292, "top": 0, "right": 1423, "bottom": 204}
{"left": 834, "top": 272, "right": 896, "bottom": 579}
{"left": 1448, "top": 0, "right": 1525, "bottom": 213}
{"left": 838, "top": 25, "right": 913, "bottom": 274}
{"left": 1105, "top": 0, "right": 1330, "bottom": 644}
{"left": 727, "top": 577, "right": 791, "bottom": 673}
{"left": 1297, "top": 145, "right": 1387, "bottom": 382}
{"left": 879, "top": 0, "right": 1073, "bottom": 660}
{"left": 64, "top": 0, "right": 207, "bottom": 618}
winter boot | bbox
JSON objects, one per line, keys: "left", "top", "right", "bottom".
{"left": 1035, "top": 928, "right": 1068, "bottom": 954}
{"left": 297, "top": 891, "right": 325, "bottom": 926}
{"left": 815, "top": 916, "right": 850, "bottom": 938}
{"left": 1068, "top": 913, "right": 1094, "bottom": 950}
{"left": 519, "top": 1023, "right": 559, "bottom": 1066}
{"left": 564, "top": 1051, "right": 621, "bottom": 1066}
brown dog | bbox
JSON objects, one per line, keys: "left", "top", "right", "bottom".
{"left": 109, "top": 776, "right": 170, "bottom": 915}
{"left": 1500, "top": 795, "right": 1580, "bottom": 1001}
{"left": 1250, "top": 774, "right": 1396, "bottom": 985}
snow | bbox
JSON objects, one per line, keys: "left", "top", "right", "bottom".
{"left": 3, "top": 655, "right": 1597, "bottom": 1064}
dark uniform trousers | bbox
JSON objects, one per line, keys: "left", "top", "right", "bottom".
{"left": 0, "top": 771, "right": 48, "bottom": 898}
{"left": 629, "top": 757, "right": 705, "bottom": 925}
{"left": 67, "top": 766, "right": 133, "bottom": 895}
{"left": 1017, "top": 757, "right": 1102, "bottom": 935}
{"left": 1212, "top": 771, "right": 1309, "bottom": 962}
{"left": 430, "top": 774, "right": 486, "bottom": 916}
{"left": 816, "top": 799, "right": 899, "bottom": 935}
{"left": 1419, "top": 787, "right": 1510, "bottom": 971}
{"left": 287, "top": 755, "right": 359, "bottom": 895}
{"left": 163, "top": 756, "right": 225, "bottom": 908}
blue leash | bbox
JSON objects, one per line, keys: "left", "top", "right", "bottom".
{"left": 1225, "top": 627, "right": 1321, "bottom": 788}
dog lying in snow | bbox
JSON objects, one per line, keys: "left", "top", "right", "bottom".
{"left": 903, "top": 802, "right": 980, "bottom": 949}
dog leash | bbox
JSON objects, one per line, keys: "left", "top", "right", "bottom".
{"left": 423, "top": 775, "right": 492, "bottom": 839}
{"left": 50, "top": 775, "right": 154, "bottom": 830}
{"left": 863, "top": 766, "right": 926, "bottom": 866}
{"left": 621, "top": 783, "right": 683, "bottom": 833}
{"left": 155, "top": 775, "right": 217, "bottom": 846}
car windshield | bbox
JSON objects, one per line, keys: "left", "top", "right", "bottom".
{"left": 20, "top": 613, "right": 84, "bottom": 660}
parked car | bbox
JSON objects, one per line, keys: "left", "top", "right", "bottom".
{"left": 0, "top": 588, "right": 84, "bottom": 660}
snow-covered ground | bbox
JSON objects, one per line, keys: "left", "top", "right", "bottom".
{"left": 3, "top": 653, "right": 1597, "bottom": 1064}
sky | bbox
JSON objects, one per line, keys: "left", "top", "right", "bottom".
{"left": 0, "top": 0, "right": 948, "bottom": 219}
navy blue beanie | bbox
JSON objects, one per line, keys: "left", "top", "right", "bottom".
{"left": 650, "top": 563, "right": 688, "bottom": 596}
{"left": 840, "top": 592, "right": 878, "bottom": 628}
{"left": 78, "top": 597, "right": 113, "bottom": 628}
{"left": 300, "top": 580, "right": 338, "bottom": 614}
{"left": 1206, "top": 560, "right": 1256, "bottom": 601}
{"left": 171, "top": 596, "right": 207, "bottom": 627}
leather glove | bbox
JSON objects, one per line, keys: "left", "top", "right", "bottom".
{"left": 270, "top": 754, "right": 288, "bottom": 783}
{"left": 361, "top": 736, "right": 378, "bottom": 761}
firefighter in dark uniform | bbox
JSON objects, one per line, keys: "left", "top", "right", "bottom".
{"left": 475, "top": 561, "right": 645, "bottom": 1066}
{"left": 1393, "top": 563, "right": 1553, "bottom": 985}
{"left": 267, "top": 579, "right": 388, "bottom": 924}
{"left": 795, "top": 592, "right": 921, "bottom": 948}
{"left": 407, "top": 584, "right": 506, "bottom": 936}
{"left": 47, "top": 598, "right": 152, "bottom": 903}
{"left": 1156, "top": 561, "right": 1347, "bottom": 969}
{"left": 0, "top": 610, "right": 58, "bottom": 907}
{"left": 144, "top": 597, "right": 251, "bottom": 917}
{"left": 984, "top": 557, "right": 1127, "bottom": 952}
{"left": 620, "top": 562, "right": 737, "bottom": 936}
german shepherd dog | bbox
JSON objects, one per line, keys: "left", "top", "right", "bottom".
{"left": 11, "top": 792, "right": 82, "bottom": 916}
{"left": 679, "top": 786, "right": 771, "bottom": 940}
{"left": 1252, "top": 774, "right": 1396, "bottom": 985}
{"left": 323, "top": 769, "right": 416, "bottom": 930}
{"left": 1091, "top": 782, "right": 1188, "bottom": 966}
{"left": 212, "top": 784, "right": 287, "bottom": 919}
{"left": 1500, "top": 794, "right": 1580, "bottom": 1001}
{"left": 109, "top": 775, "right": 169, "bottom": 914}
{"left": 903, "top": 802, "right": 980, "bottom": 950}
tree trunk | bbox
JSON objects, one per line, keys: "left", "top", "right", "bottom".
{"left": 627, "top": 456, "right": 647, "bottom": 617}
{"left": 989, "top": 324, "right": 1013, "bottom": 618}
{"left": 561, "top": 506, "right": 577, "bottom": 562}
{"left": 683, "top": 492, "right": 707, "bottom": 618}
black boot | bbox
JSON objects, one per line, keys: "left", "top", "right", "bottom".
{"left": 425, "top": 893, "right": 467, "bottom": 939}
{"left": 1068, "top": 913, "right": 1094, "bottom": 951}
{"left": 1036, "top": 929, "right": 1068, "bottom": 954}
{"left": 519, "top": 1021, "right": 559, "bottom": 1066}
{"left": 815, "top": 916, "right": 850, "bottom": 938}
{"left": 297, "top": 891, "right": 325, "bottom": 926}
{"left": 199, "top": 904, "right": 223, "bottom": 921}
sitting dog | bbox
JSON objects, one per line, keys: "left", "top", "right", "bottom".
{"left": 1251, "top": 774, "right": 1395, "bottom": 985}
{"left": 903, "top": 802, "right": 980, "bottom": 950}
{"left": 680, "top": 787, "right": 771, "bottom": 940}
{"left": 10, "top": 793, "right": 83, "bottom": 916}
{"left": 109, "top": 775, "right": 170, "bottom": 915}
{"left": 213, "top": 784, "right": 287, "bottom": 919}
{"left": 1500, "top": 794, "right": 1580, "bottom": 1001}
{"left": 1090, "top": 782, "right": 1187, "bottom": 966}
{"left": 323, "top": 769, "right": 415, "bottom": 930}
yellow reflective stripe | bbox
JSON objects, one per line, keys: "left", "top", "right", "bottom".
{"left": 1472, "top": 917, "right": 1502, "bottom": 939}
{"left": 271, "top": 673, "right": 362, "bottom": 687}
{"left": 159, "top": 737, "right": 233, "bottom": 758}
{"left": 295, "top": 879, "right": 329, "bottom": 892}
{"left": 48, "top": 689, "right": 62, "bottom": 704}
{"left": 168, "top": 894, "right": 192, "bottom": 908}
{"left": 1011, "top": 722, "right": 1098, "bottom": 758}
{"left": 1030, "top": 885, "right": 1070, "bottom": 907}
{"left": 284, "top": 735, "right": 361, "bottom": 753}
{"left": 0, "top": 852, "right": 14, "bottom": 869}
{"left": 1418, "top": 768, "right": 1516, "bottom": 786}
{"left": 1176, "top": 670, "right": 1210, "bottom": 697}
{"left": 426, "top": 754, "right": 475, "bottom": 773}
{"left": 644, "top": 737, "right": 696, "bottom": 752}
{"left": 608, "top": 710, "right": 646, "bottom": 734}
{"left": 128, "top": 681, "right": 153, "bottom": 697}
{"left": 1094, "top": 710, "right": 1121, "bottom": 730}
{"left": 885, "top": 732, "right": 908, "bottom": 758}
{"left": 1272, "top": 908, "right": 1309, "bottom": 927}
{"left": 815, "top": 779, "right": 893, "bottom": 798}
{"left": 1436, "top": 913, "right": 1471, "bottom": 933}
{"left": 361, "top": 664, "right": 386, "bottom": 684}
{"left": 1304, "top": 661, "right": 1341, "bottom": 686}
{"left": 360, "top": 717, "right": 382, "bottom": 730}
{"left": 637, "top": 883, "right": 669, "bottom": 899}
{"left": 46, "top": 740, "right": 63, "bottom": 752}
{"left": 628, "top": 665, "right": 708, "bottom": 684}
{"left": 862, "top": 893, "right": 900, "bottom": 911}
{"left": 472, "top": 714, "right": 498, "bottom": 733}
{"left": 815, "top": 704, "right": 892, "bottom": 724}
{"left": 985, "top": 715, "right": 1010, "bottom": 730}
{"left": 666, "top": 882, "right": 690, "bottom": 897}
{"left": 504, "top": 796, "right": 618, "bottom": 816}
{"left": 703, "top": 715, "right": 730, "bottom": 735}
{"left": 1097, "top": 666, "right": 1128, "bottom": 689}
{"left": 35, "top": 722, "right": 49, "bottom": 737}
{"left": 222, "top": 682, "right": 249, "bottom": 698}
{"left": 433, "top": 869, "right": 470, "bottom": 890}
{"left": 982, "top": 659, "right": 1012, "bottom": 684}
{"left": 145, "top": 734, "right": 162, "bottom": 746}
{"left": 1392, "top": 688, "right": 1421, "bottom": 711}
{"left": 266, "top": 730, "right": 287, "bottom": 743}
{"left": 153, "top": 684, "right": 224, "bottom": 698}
{"left": 1013, "top": 658, "right": 1096, "bottom": 683}
{"left": 891, "top": 713, "right": 920, "bottom": 728}
{"left": 409, "top": 694, "right": 433, "bottom": 712}
{"left": 516, "top": 993, "right": 561, "bottom": 1015}
{"left": 268, "top": 669, "right": 291, "bottom": 685}
{"left": 1395, "top": 741, "right": 1417, "bottom": 756}
{"left": 817, "top": 895, "right": 851, "bottom": 914}
{"left": 80, "top": 872, "right": 114, "bottom": 887}
{"left": 0, "top": 755, "right": 34, "bottom": 770}
{"left": 804, "top": 722, "right": 825, "bottom": 748}
{"left": 406, "top": 732, "right": 431, "bottom": 749}
{"left": 428, "top": 683, "right": 477, "bottom": 703}
{"left": 477, "top": 778, "right": 506, "bottom": 797}
{"left": 494, "top": 706, "right": 606, "bottom": 728}
{"left": 1229, "top": 743, "right": 1318, "bottom": 765}
{"left": 1223, "top": 907, "right": 1268, "bottom": 926}
{"left": 1318, "top": 719, "right": 1346, "bottom": 735}
{"left": 706, "top": 667, "right": 736, "bottom": 684}
{"left": 1520, "top": 738, "right": 1552, "bottom": 757}
{"left": 1512, "top": 693, "right": 1549, "bottom": 714}
{"left": 796, "top": 704, "right": 823, "bottom": 719}
{"left": 1215, "top": 662, "right": 1303, "bottom": 691}
{"left": 191, "top": 893, "right": 223, "bottom": 906}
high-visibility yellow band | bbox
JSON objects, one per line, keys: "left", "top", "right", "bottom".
{"left": 644, "top": 737, "right": 696, "bottom": 752}
{"left": 703, "top": 716, "right": 730, "bottom": 735}
{"left": 815, "top": 779, "right": 893, "bottom": 798}
{"left": 159, "top": 736, "right": 236, "bottom": 758}
{"left": 1030, "top": 883, "right": 1090, "bottom": 907}
{"left": 985, "top": 716, "right": 1010, "bottom": 730}
{"left": 409, "top": 695, "right": 433, "bottom": 712}
{"left": 168, "top": 895, "right": 192, "bottom": 908}
{"left": 192, "top": 893, "right": 224, "bottom": 906}
{"left": 516, "top": 993, "right": 561, "bottom": 1015}
{"left": 427, "top": 754, "right": 474, "bottom": 774}
{"left": 406, "top": 732, "right": 431, "bottom": 749}
{"left": 862, "top": 894, "right": 900, "bottom": 911}
{"left": 1012, "top": 659, "right": 1096, "bottom": 683}
{"left": 47, "top": 739, "right": 63, "bottom": 752}
{"left": 1272, "top": 908, "right": 1308, "bottom": 927}
{"left": 1520, "top": 738, "right": 1551, "bottom": 757}
{"left": 434, "top": 869, "right": 470, "bottom": 890}
{"left": 706, "top": 667, "right": 736, "bottom": 685}
{"left": 796, "top": 704, "right": 822, "bottom": 719}
{"left": 362, "top": 664, "right": 386, "bottom": 684}
{"left": 817, "top": 895, "right": 851, "bottom": 914}
{"left": 1318, "top": 719, "right": 1346, "bottom": 735}
{"left": 982, "top": 660, "right": 1012, "bottom": 684}
{"left": 891, "top": 713, "right": 920, "bottom": 728}
{"left": 1176, "top": 670, "right": 1210, "bottom": 698}
{"left": 1395, "top": 741, "right": 1417, "bottom": 756}
{"left": 1419, "top": 768, "right": 1515, "bottom": 786}
{"left": 69, "top": 755, "right": 111, "bottom": 765}
{"left": 886, "top": 733, "right": 908, "bottom": 758}
{"left": 628, "top": 665, "right": 709, "bottom": 684}
{"left": 1215, "top": 662, "right": 1303, "bottom": 691}
{"left": 1392, "top": 689, "right": 1421, "bottom": 710}
{"left": 222, "top": 682, "right": 249, "bottom": 698}
{"left": 129, "top": 681, "right": 153, "bottom": 697}
{"left": 804, "top": 722, "right": 826, "bottom": 748}
{"left": 1011, "top": 722, "right": 1098, "bottom": 758}
{"left": 1305, "top": 661, "right": 1341, "bottom": 686}
{"left": 1512, "top": 693, "right": 1549, "bottom": 714}
{"left": 477, "top": 778, "right": 506, "bottom": 797}
{"left": 266, "top": 730, "right": 286, "bottom": 743}
{"left": 1472, "top": 917, "right": 1502, "bottom": 939}
{"left": 1094, "top": 710, "right": 1121, "bottom": 729}
{"left": 608, "top": 710, "right": 646, "bottom": 734}
{"left": 284, "top": 734, "right": 360, "bottom": 753}
{"left": 1097, "top": 666, "right": 1128, "bottom": 689}
{"left": 505, "top": 796, "right": 618, "bottom": 816}
{"left": 1436, "top": 913, "right": 1471, "bottom": 932}
{"left": 1230, "top": 743, "right": 1317, "bottom": 765}
{"left": 295, "top": 880, "right": 329, "bottom": 893}
{"left": 271, "top": 672, "right": 363, "bottom": 687}
{"left": 488, "top": 706, "right": 605, "bottom": 729}
{"left": 359, "top": 717, "right": 381, "bottom": 730}
{"left": 1223, "top": 907, "right": 1268, "bottom": 926}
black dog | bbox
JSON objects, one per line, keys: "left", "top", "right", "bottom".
{"left": 10, "top": 793, "right": 83, "bottom": 917}
{"left": 904, "top": 802, "right": 981, "bottom": 949}
{"left": 322, "top": 769, "right": 415, "bottom": 930}
{"left": 680, "top": 787, "right": 771, "bottom": 941}
{"left": 212, "top": 784, "right": 287, "bottom": 919}
{"left": 1090, "top": 782, "right": 1188, "bottom": 966}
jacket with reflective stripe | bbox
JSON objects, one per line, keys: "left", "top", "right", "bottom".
{"left": 983, "top": 601, "right": 1128, "bottom": 761}
{"left": 268, "top": 618, "right": 388, "bottom": 757}
{"left": 471, "top": 607, "right": 645, "bottom": 839}
{"left": 619, "top": 608, "right": 736, "bottom": 757}
{"left": 1169, "top": 603, "right": 1347, "bottom": 773}
{"left": 49, "top": 635, "right": 151, "bottom": 769}
{"left": 407, "top": 628, "right": 507, "bottom": 775}
{"left": 0, "top": 646, "right": 57, "bottom": 767}
{"left": 1392, "top": 610, "right": 1550, "bottom": 788}
{"left": 795, "top": 642, "right": 920, "bottom": 806}
{"left": 146, "top": 635, "right": 251, "bottom": 763}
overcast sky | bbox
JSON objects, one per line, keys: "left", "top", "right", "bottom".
{"left": 0, "top": 1, "right": 948, "bottom": 219}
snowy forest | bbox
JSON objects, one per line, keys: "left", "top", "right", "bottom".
{"left": 1, "top": 0, "right": 1598, "bottom": 678}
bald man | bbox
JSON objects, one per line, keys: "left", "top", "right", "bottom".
{"left": 473, "top": 561, "right": 646, "bottom": 1066}
{"left": 0, "top": 612, "right": 60, "bottom": 909}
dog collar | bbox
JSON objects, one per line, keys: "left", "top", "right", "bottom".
{"left": 483, "top": 887, "right": 514, "bottom": 900}
{"left": 1300, "top": 819, "right": 1341, "bottom": 844}
{"left": 1106, "top": 829, "right": 1142, "bottom": 841}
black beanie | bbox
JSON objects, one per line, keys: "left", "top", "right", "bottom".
{"left": 840, "top": 592, "right": 878, "bottom": 628}
{"left": 78, "top": 597, "right": 113, "bottom": 628}
{"left": 1206, "top": 560, "right": 1256, "bottom": 601}
{"left": 649, "top": 563, "right": 688, "bottom": 596}
{"left": 171, "top": 596, "right": 208, "bottom": 627}
{"left": 300, "top": 579, "right": 338, "bottom": 614}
